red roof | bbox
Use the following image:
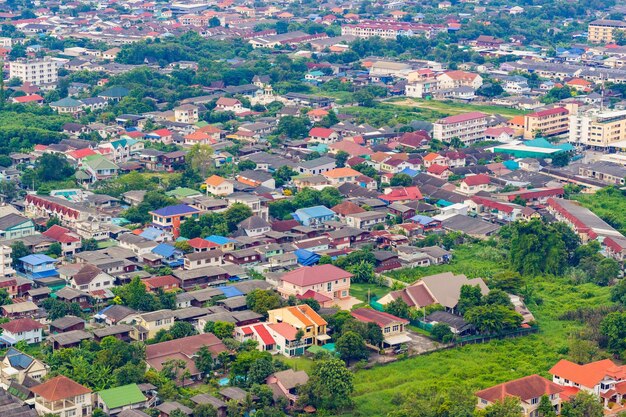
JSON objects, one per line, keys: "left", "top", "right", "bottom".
{"left": 151, "top": 128, "right": 172, "bottom": 137}
{"left": 30, "top": 376, "right": 91, "bottom": 401}
{"left": 13, "top": 94, "right": 44, "bottom": 103}
{"left": 476, "top": 374, "right": 563, "bottom": 403}
{"left": 0, "top": 317, "right": 43, "bottom": 333}
{"left": 296, "top": 289, "right": 332, "bottom": 303}
{"left": 309, "top": 127, "right": 335, "bottom": 138}
{"left": 281, "top": 264, "right": 352, "bottom": 287}
{"left": 142, "top": 275, "right": 179, "bottom": 289}
{"left": 187, "top": 237, "right": 219, "bottom": 249}
{"left": 437, "top": 111, "right": 488, "bottom": 124}
{"left": 549, "top": 359, "right": 622, "bottom": 389}
{"left": 427, "top": 164, "right": 449, "bottom": 175}
{"left": 379, "top": 186, "right": 423, "bottom": 202}
{"left": 68, "top": 148, "right": 97, "bottom": 160}
{"left": 351, "top": 308, "right": 408, "bottom": 327}
{"left": 528, "top": 107, "right": 568, "bottom": 118}
{"left": 462, "top": 174, "right": 490, "bottom": 186}
{"left": 252, "top": 323, "right": 275, "bottom": 346}
{"left": 42, "top": 225, "right": 80, "bottom": 243}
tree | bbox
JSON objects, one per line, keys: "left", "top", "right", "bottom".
{"left": 272, "top": 165, "right": 297, "bottom": 188}
{"left": 390, "top": 173, "right": 412, "bottom": 187}
{"left": 346, "top": 260, "right": 375, "bottom": 284}
{"left": 551, "top": 152, "right": 571, "bottom": 167}
{"left": 507, "top": 220, "right": 570, "bottom": 276}
{"left": 464, "top": 305, "right": 523, "bottom": 335}
{"left": 246, "top": 289, "right": 284, "bottom": 317}
{"left": 187, "top": 144, "right": 214, "bottom": 178}
{"left": 248, "top": 357, "right": 275, "bottom": 385}
{"left": 482, "top": 396, "right": 524, "bottom": 417}
{"left": 477, "top": 83, "right": 504, "bottom": 98}
{"left": 194, "top": 404, "right": 218, "bottom": 417}
{"left": 297, "top": 358, "right": 354, "bottom": 411}
{"left": 600, "top": 311, "right": 626, "bottom": 353}
{"left": 36, "top": 153, "right": 74, "bottom": 182}
{"left": 169, "top": 321, "right": 197, "bottom": 339}
{"left": 354, "top": 89, "right": 375, "bottom": 107}
{"left": 537, "top": 395, "right": 557, "bottom": 417}
{"left": 457, "top": 285, "right": 483, "bottom": 315}
{"left": 490, "top": 271, "right": 523, "bottom": 293}
{"left": 46, "top": 217, "right": 61, "bottom": 229}
{"left": 561, "top": 391, "right": 603, "bottom": 417}
{"left": 385, "top": 298, "right": 410, "bottom": 319}
{"left": 230, "top": 350, "right": 271, "bottom": 386}
{"left": 113, "top": 276, "right": 159, "bottom": 311}
{"left": 223, "top": 203, "right": 253, "bottom": 232}
{"left": 335, "top": 151, "right": 349, "bottom": 168}
{"left": 41, "top": 298, "right": 83, "bottom": 321}
{"left": 0, "top": 289, "right": 11, "bottom": 306}
{"left": 211, "top": 321, "right": 235, "bottom": 340}
{"left": 46, "top": 242, "right": 62, "bottom": 257}
{"left": 274, "top": 115, "right": 309, "bottom": 139}
{"left": 336, "top": 331, "right": 368, "bottom": 365}
{"left": 430, "top": 323, "right": 454, "bottom": 343}
{"left": 483, "top": 289, "right": 514, "bottom": 309}
{"left": 194, "top": 346, "right": 214, "bottom": 376}
{"left": 10, "top": 240, "right": 31, "bottom": 266}
{"left": 81, "top": 238, "right": 99, "bottom": 252}
{"left": 238, "top": 160, "right": 257, "bottom": 171}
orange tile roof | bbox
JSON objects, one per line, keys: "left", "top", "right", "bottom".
{"left": 288, "top": 305, "right": 327, "bottom": 327}
{"left": 205, "top": 174, "right": 226, "bottom": 186}
{"left": 30, "top": 375, "right": 91, "bottom": 401}
{"left": 423, "top": 152, "right": 442, "bottom": 162}
{"left": 323, "top": 167, "right": 361, "bottom": 179}
{"left": 508, "top": 115, "right": 525, "bottom": 126}
{"left": 549, "top": 359, "right": 619, "bottom": 389}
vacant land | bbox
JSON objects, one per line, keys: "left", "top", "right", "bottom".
{"left": 571, "top": 187, "right": 626, "bottom": 235}
{"left": 350, "top": 282, "right": 392, "bottom": 305}
{"left": 343, "top": 265, "right": 612, "bottom": 417}
{"left": 387, "top": 97, "right": 527, "bottom": 119}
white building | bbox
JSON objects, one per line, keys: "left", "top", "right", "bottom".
{"left": 0, "top": 318, "right": 44, "bottom": 345}
{"left": 0, "top": 246, "right": 14, "bottom": 278}
{"left": 9, "top": 57, "right": 61, "bottom": 86}
{"left": 433, "top": 111, "right": 489, "bottom": 145}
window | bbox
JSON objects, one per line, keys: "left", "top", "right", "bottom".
{"left": 327, "top": 282, "right": 332, "bottom": 292}
{"left": 530, "top": 397, "right": 538, "bottom": 405}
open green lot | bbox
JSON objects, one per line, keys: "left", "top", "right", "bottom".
{"left": 386, "top": 97, "right": 528, "bottom": 119}
{"left": 350, "top": 282, "right": 392, "bottom": 305}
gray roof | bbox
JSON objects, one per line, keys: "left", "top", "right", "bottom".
{"left": 190, "top": 393, "right": 227, "bottom": 408}
{"left": 50, "top": 316, "right": 85, "bottom": 330}
{"left": 0, "top": 214, "right": 30, "bottom": 231}
{"left": 441, "top": 214, "right": 500, "bottom": 237}
{"left": 420, "top": 272, "right": 489, "bottom": 309}
{"left": 92, "top": 324, "right": 134, "bottom": 338}
{"left": 272, "top": 369, "right": 309, "bottom": 390}
{"left": 297, "top": 156, "right": 336, "bottom": 169}
{"left": 140, "top": 309, "right": 174, "bottom": 322}
{"left": 47, "top": 330, "right": 93, "bottom": 346}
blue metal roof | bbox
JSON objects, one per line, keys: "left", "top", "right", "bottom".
{"left": 30, "top": 269, "right": 59, "bottom": 279}
{"left": 410, "top": 214, "right": 435, "bottom": 225}
{"left": 295, "top": 205, "right": 335, "bottom": 218}
{"left": 140, "top": 227, "right": 165, "bottom": 241}
{"left": 6, "top": 348, "right": 34, "bottom": 369}
{"left": 152, "top": 243, "right": 179, "bottom": 258}
{"left": 151, "top": 204, "right": 199, "bottom": 217}
{"left": 295, "top": 249, "right": 320, "bottom": 266}
{"left": 19, "top": 254, "right": 56, "bottom": 265}
{"left": 205, "top": 235, "right": 237, "bottom": 245}
{"left": 218, "top": 286, "right": 244, "bottom": 298}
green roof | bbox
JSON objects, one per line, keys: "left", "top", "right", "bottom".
{"left": 165, "top": 187, "right": 202, "bottom": 198}
{"left": 50, "top": 97, "right": 82, "bottom": 107}
{"left": 99, "top": 86, "right": 130, "bottom": 98}
{"left": 97, "top": 384, "right": 146, "bottom": 409}
{"left": 83, "top": 155, "right": 119, "bottom": 170}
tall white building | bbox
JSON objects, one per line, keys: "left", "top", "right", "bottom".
{"left": 433, "top": 111, "right": 489, "bottom": 145}
{"left": 569, "top": 109, "right": 626, "bottom": 149}
{"left": 9, "top": 57, "right": 60, "bottom": 86}
{"left": 0, "top": 245, "right": 15, "bottom": 278}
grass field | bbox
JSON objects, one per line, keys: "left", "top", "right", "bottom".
{"left": 571, "top": 187, "right": 626, "bottom": 235}
{"left": 386, "top": 97, "right": 528, "bottom": 119}
{"left": 343, "top": 267, "right": 613, "bottom": 417}
{"left": 350, "top": 282, "right": 392, "bottom": 305}
{"left": 387, "top": 243, "right": 510, "bottom": 284}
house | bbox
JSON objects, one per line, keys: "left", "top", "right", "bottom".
{"left": 1, "top": 301, "right": 39, "bottom": 319}
{"left": 48, "top": 330, "right": 93, "bottom": 349}
{"left": 0, "top": 348, "right": 48, "bottom": 386}
{"left": 183, "top": 250, "right": 224, "bottom": 270}
{"left": 215, "top": 97, "right": 243, "bottom": 113}
{"left": 308, "top": 127, "right": 340, "bottom": 144}
{"left": 351, "top": 308, "right": 411, "bottom": 348}
{"left": 322, "top": 167, "right": 361, "bottom": 186}
{"left": 150, "top": 205, "right": 202, "bottom": 238}
{"left": 296, "top": 157, "right": 336, "bottom": 175}
{"left": 42, "top": 225, "right": 81, "bottom": 256}
{"left": 0, "top": 318, "right": 44, "bottom": 346}
{"left": 266, "top": 369, "right": 309, "bottom": 405}
{"left": 174, "top": 104, "right": 199, "bottom": 124}
{"left": 345, "top": 211, "right": 386, "bottom": 230}
{"left": 549, "top": 358, "right": 626, "bottom": 408}
{"left": 0, "top": 214, "right": 36, "bottom": 240}
{"left": 68, "top": 263, "right": 115, "bottom": 292}
{"left": 293, "top": 206, "right": 336, "bottom": 228}
{"left": 123, "top": 310, "right": 175, "bottom": 341}
{"left": 267, "top": 305, "right": 330, "bottom": 348}
{"left": 49, "top": 316, "right": 86, "bottom": 333}
{"left": 223, "top": 248, "right": 261, "bottom": 266}
{"left": 277, "top": 264, "right": 352, "bottom": 307}
{"left": 378, "top": 272, "right": 488, "bottom": 312}
{"left": 458, "top": 174, "right": 493, "bottom": 195}
{"left": 31, "top": 375, "right": 93, "bottom": 417}
{"left": 142, "top": 275, "right": 180, "bottom": 293}
{"left": 145, "top": 333, "right": 227, "bottom": 384}
{"left": 234, "top": 322, "right": 277, "bottom": 353}
{"left": 236, "top": 170, "right": 275, "bottom": 189}
{"left": 237, "top": 215, "right": 271, "bottom": 237}
{"left": 437, "top": 70, "right": 483, "bottom": 90}
{"left": 475, "top": 375, "right": 563, "bottom": 417}
{"left": 19, "top": 254, "right": 57, "bottom": 280}
{"left": 96, "top": 384, "right": 148, "bottom": 415}
{"left": 378, "top": 187, "right": 423, "bottom": 204}
{"left": 205, "top": 175, "right": 234, "bottom": 196}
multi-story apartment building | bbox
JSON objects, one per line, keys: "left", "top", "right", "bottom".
{"left": 523, "top": 107, "right": 569, "bottom": 139}
{"left": 569, "top": 109, "right": 626, "bottom": 149}
{"left": 405, "top": 79, "right": 439, "bottom": 98}
{"left": 0, "top": 245, "right": 15, "bottom": 278}
{"left": 9, "top": 57, "right": 60, "bottom": 86}
{"left": 174, "top": 104, "right": 199, "bottom": 124}
{"left": 341, "top": 21, "right": 446, "bottom": 39}
{"left": 588, "top": 20, "right": 626, "bottom": 43}
{"left": 432, "top": 112, "right": 488, "bottom": 145}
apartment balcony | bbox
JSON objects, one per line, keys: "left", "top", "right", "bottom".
{"left": 36, "top": 397, "right": 76, "bottom": 412}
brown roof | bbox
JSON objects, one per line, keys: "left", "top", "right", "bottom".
{"left": 351, "top": 308, "right": 408, "bottom": 327}
{"left": 404, "top": 284, "right": 435, "bottom": 307}
{"left": 72, "top": 263, "right": 104, "bottom": 285}
{"left": 0, "top": 318, "right": 43, "bottom": 333}
{"left": 281, "top": 264, "right": 352, "bottom": 287}
{"left": 331, "top": 201, "right": 366, "bottom": 216}
{"left": 475, "top": 374, "right": 563, "bottom": 403}
{"left": 30, "top": 375, "right": 91, "bottom": 401}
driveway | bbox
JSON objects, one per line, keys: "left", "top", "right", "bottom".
{"left": 405, "top": 331, "right": 440, "bottom": 355}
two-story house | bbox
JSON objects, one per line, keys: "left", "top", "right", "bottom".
{"left": 0, "top": 348, "right": 48, "bottom": 387}
{"left": 150, "top": 204, "right": 202, "bottom": 239}
{"left": 267, "top": 305, "right": 330, "bottom": 349}
{"left": 344, "top": 211, "right": 386, "bottom": 230}
{"left": 0, "top": 214, "right": 35, "bottom": 241}
{"left": 458, "top": 174, "right": 494, "bottom": 195}
{"left": 31, "top": 375, "right": 93, "bottom": 417}
{"left": 475, "top": 375, "right": 563, "bottom": 417}
{"left": 278, "top": 264, "right": 352, "bottom": 307}
{"left": 123, "top": 310, "right": 175, "bottom": 341}
{"left": 184, "top": 250, "right": 224, "bottom": 270}
{"left": 205, "top": 175, "right": 234, "bottom": 196}
{"left": 293, "top": 206, "right": 336, "bottom": 228}
{"left": 19, "top": 254, "right": 58, "bottom": 280}
{"left": 67, "top": 263, "right": 115, "bottom": 293}
{"left": 350, "top": 308, "right": 411, "bottom": 348}
{"left": 0, "top": 318, "right": 44, "bottom": 346}
{"left": 42, "top": 225, "right": 81, "bottom": 256}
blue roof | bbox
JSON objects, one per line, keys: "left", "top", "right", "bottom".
{"left": 218, "top": 286, "right": 244, "bottom": 298}
{"left": 30, "top": 269, "right": 59, "bottom": 279}
{"left": 524, "top": 138, "right": 574, "bottom": 152}
{"left": 205, "top": 235, "right": 237, "bottom": 245}
{"left": 19, "top": 254, "right": 56, "bottom": 265}
{"left": 151, "top": 204, "right": 199, "bottom": 217}
{"left": 152, "top": 243, "right": 179, "bottom": 258}
{"left": 294, "top": 249, "right": 321, "bottom": 266}
{"left": 410, "top": 215, "right": 435, "bottom": 225}
{"left": 140, "top": 227, "right": 165, "bottom": 241}
{"left": 295, "top": 205, "right": 335, "bottom": 218}
{"left": 399, "top": 168, "right": 419, "bottom": 177}
{"left": 503, "top": 160, "right": 519, "bottom": 170}
{"left": 6, "top": 348, "right": 34, "bottom": 369}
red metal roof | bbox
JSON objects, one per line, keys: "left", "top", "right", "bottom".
{"left": 252, "top": 324, "right": 275, "bottom": 346}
